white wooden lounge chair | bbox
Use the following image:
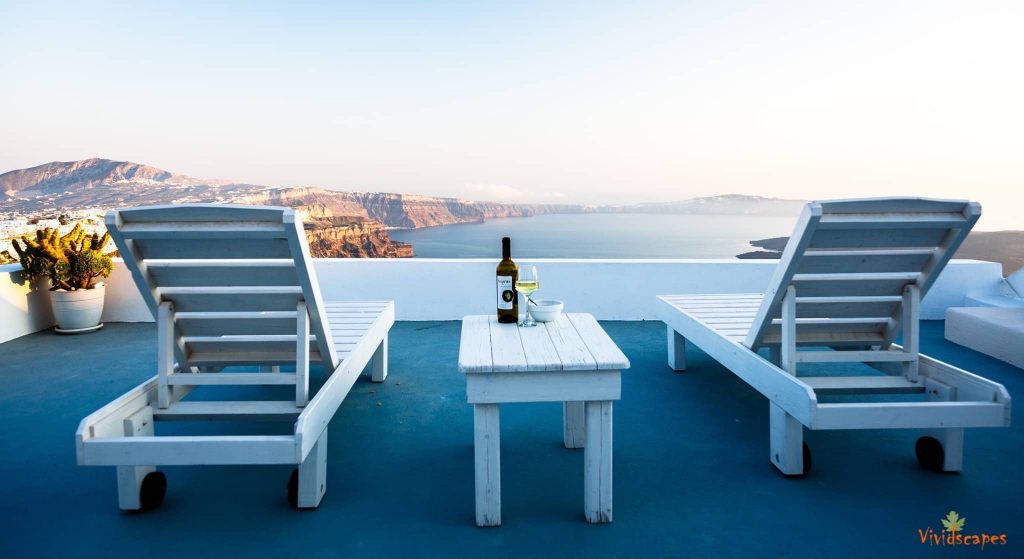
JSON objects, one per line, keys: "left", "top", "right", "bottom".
{"left": 76, "top": 204, "right": 394, "bottom": 510}
{"left": 657, "top": 198, "right": 1011, "bottom": 475}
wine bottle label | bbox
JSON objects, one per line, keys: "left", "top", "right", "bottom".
{"left": 496, "top": 275, "right": 514, "bottom": 310}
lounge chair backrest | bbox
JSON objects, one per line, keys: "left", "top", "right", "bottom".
{"left": 745, "top": 198, "right": 980, "bottom": 350}
{"left": 106, "top": 204, "right": 338, "bottom": 372}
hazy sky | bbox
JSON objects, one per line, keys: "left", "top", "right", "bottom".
{"left": 2, "top": 1, "right": 1022, "bottom": 229}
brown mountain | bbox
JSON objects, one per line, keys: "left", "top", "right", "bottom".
{"left": 1, "top": 158, "right": 209, "bottom": 197}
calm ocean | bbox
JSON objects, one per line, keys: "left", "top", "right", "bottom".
{"left": 388, "top": 213, "right": 796, "bottom": 258}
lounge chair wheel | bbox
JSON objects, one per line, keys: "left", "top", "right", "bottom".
{"left": 802, "top": 442, "right": 812, "bottom": 475}
{"left": 915, "top": 436, "right": 944, "bottom": 472}
{"left": 287, "top": 468, "right": 299, "bottom": 508}
{"left": 139, "top": 471, "right": 167, "bottom": 511}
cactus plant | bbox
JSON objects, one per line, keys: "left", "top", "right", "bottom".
{"left": 12, "top": 224, "right": 114, "bottom": 290}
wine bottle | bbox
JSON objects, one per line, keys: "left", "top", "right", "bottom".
{"left": 496, "top": 237, "right": 519, "bottom": 323}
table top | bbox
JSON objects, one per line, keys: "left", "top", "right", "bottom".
{"left": 458, "top": 313, "right": 630, "bottom": 374}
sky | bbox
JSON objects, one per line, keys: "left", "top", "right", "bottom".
{"left": 1, "top": 0, "right": 1022, "bottom": 229}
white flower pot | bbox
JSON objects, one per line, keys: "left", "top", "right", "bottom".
{"left": 50, "top": 283, "right": 105, "bottom": 333}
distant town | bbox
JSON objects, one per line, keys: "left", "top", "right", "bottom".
{"left": 0, "top": 208, "right": 117, "bottom": 263}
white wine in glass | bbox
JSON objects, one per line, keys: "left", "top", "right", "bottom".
{"left": 515, "top": 266, "right": 539, "bottom": 327}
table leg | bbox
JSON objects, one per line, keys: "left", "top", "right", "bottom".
{"left": 563, "top": 401, "right": 585, "bottom": 449}
{"left": 474, "top": 403, "right": 501, "bottom": 527}
{"left": 584, "top": 400, "right": 613, "bottom": 523}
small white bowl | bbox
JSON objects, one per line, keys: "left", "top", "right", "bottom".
{"left": 528, "top": 299, "right": 564, "bottom": 322}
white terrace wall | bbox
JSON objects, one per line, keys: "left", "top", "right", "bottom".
{"left": 0, "top": 258, "right": 1007, "bottom": 343}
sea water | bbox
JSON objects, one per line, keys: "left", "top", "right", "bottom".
{"left": 388, "top": 213, "right": 795, "bottom": 258}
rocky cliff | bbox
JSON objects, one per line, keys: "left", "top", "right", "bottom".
{"left": 232, "top": 189, "right": 572, "bottom": 229}
{"left": 305, "top": 216, "right": 413, "bottom": 258}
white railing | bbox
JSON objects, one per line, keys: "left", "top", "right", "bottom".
{"left": 0, "top": 258, "right": 1009, "bottom": 344}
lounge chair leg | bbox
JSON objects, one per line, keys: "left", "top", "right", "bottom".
{"left": 563, "top": 401, "right": 585, "bottom": 449}
{"left": 584, "top": 400, "right": 613, "bottom": 523}
{"left": 117, "top": 407, "right": 160, "bottom": 510}
{"left": 770, "top": 403, "right": 805, "bottom": 476}
{"left": 667, "top": 326, "right": 686, "bottom": 371}
{"left": 918, "top": 429, "right": 964, "bottom": 472}
{"left": 920, "top": 378, "right": 963, "bottom": 472}
{"left": 371, "top": 334, "right": 388, "bottom": 383}
{"left": 474, "top": 404, "right": 501, "bottom": 527}
{"left": 297, "top": 429, "right": 328, "bottom": 509}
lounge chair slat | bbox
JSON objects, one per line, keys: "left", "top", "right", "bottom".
{"left": 184, "top": 351, "right": 322, "bottom": 366}
{"left": 791, "top": 272, "right": 920, "bottom": 282}
{"left": 788, "top": 277, "right": 916, "bottom": 298}
{"left": 175, "top": 311, "right": 299, "bottom": 319}
{"left": 175, "top": 315, "right": 298, "bottom": 336}
{"left": 159, "top": 292, "right": 304, "bottom": 312}
{"left": 674, "top": 301, "right": 763, "bottom": 309}
{"left": 182, "top": 335, "right": 316, "bottom": 342}
{"left": 761, "top": 331, "right": 886, "bottom": 344}
{"left": 806, "top": 227, "right": 951, "bottom": 250}
{"left": 116, "top": 222, "right": 288, "bottom": 239}
{"left": 115, "top": 204, "right": 289, "bottom": 223}
{"left": 810, "top": 198, "right": 973, "bottom": 213}
{"left": 329, "top": 324, "right": 376, "bottom": 331}
{"left": 185, "top": 340, "right": 318, "bottom": 354}
{"left": 696, "top": 315, "right": 753, "bottom": 323}
{"left": 796, "top": 252, "right": 933, "bottom": 274}
{"left": 816, "top": 213, "right": 969, "bottom": 229}
{"left": 154, "top": 401, "right": 302, "bottom": 420}
{"left": 794, "top": 302, "right": 900, "bottom": 319}
{"left": 665, "top": 294, "right": 764, "bottom": 301}
{"left": 792, "top": 351, "right": 916, "bottom": 363}
{"left": 795, "top": 296, "right": 902, "bottom": 303}
{"left": 799, "top": 376, "right": 925, "bottom": 394}
{"left": 167, "top": 373, "right": 299, "bottom": 385}
{"left": 769, "top": 317, "right": 891, "bottom": 325}
{"left": 133, "top": 238, "right": 294, "bottom": 259}
{"left": 148, "top": 263, "right": 299, "bottom": 287}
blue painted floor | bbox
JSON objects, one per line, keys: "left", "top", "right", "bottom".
{"left": 0, "top": 320, "right": 1021, "bottom": 558}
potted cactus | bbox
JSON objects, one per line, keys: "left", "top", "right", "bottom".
{"left": 12, "top": 224, "right": 114, "bottom": 333}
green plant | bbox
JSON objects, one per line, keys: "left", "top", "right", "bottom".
{"left": 12, "top": 225, "right": 114, "bottom": 290}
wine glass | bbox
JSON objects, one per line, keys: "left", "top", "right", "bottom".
{"left": 516, "top": 266, "right": 539, "bottom": 327}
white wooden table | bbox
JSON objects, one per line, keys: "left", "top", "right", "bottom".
{"left": 458, "top": 313, "right": 630, "bottom": 526}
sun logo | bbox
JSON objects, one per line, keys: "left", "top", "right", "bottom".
{"left": 940, "top": 511, "right": 965, "bottom": 534}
